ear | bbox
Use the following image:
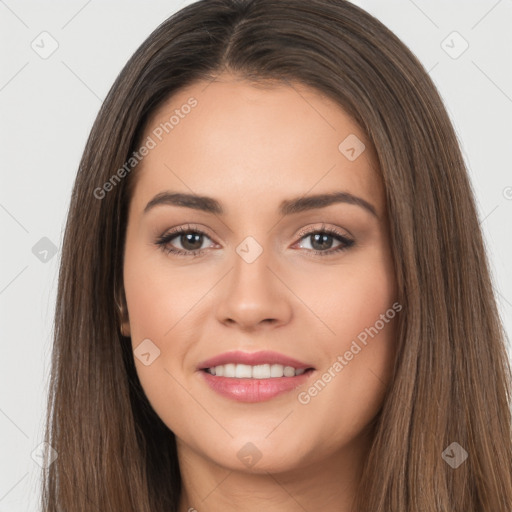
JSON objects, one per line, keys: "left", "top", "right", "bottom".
{"left": 116, "top": 286, "right": 131, "bottom": 337}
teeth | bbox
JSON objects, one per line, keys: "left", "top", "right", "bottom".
{"left": 206, "top": 363, "right": 309, "bottom": 378}
{"left": 253, "top": 364, "right": 270, "bottom": 378}
{"left": 224, "top": 363, "right": 236, "bottom": 378}
{"left": 270, "top": 364, "right": 283, "bottom": 377}
{"left": 283, "top": 366, "right": 295, "bottom": 377}
{"left": 235, "top": 364, "right": 252, "bottom": 378}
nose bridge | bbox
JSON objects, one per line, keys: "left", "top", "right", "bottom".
{"left": 214, "top": 232, "right": 292, "bottom": 328}
{"left": 230, "top": 234, "right": 275, "bottom": 300}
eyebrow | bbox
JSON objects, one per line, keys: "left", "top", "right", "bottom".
{"left": 143, "top": 190, "right": 378, "bottom": 218}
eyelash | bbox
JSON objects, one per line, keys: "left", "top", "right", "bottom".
{"left": 154, "top": 224, "right": 355, "bottom": 258}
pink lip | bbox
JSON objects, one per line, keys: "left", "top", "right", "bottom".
{"left": 196, "top": 350, "right": 315, "bottom": 403}
{"left": 199, "top": 369, "right": 315, "bottom": 402}
{"left": 197, "top": 350, "right": 314, "bottom": 371}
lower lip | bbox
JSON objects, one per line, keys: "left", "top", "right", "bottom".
{"left": 199, "top": 369, "right": 314, "bottom": 402}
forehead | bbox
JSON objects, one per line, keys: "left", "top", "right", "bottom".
{"left": 129, "top": 74, "right": 384, "bottom": 219}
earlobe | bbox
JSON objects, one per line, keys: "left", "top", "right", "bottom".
{"left": 116, "top": 287, "right": 131, "bottom": 337}
{"left": 120, "top": 321, "right": 131, "bottom": 338}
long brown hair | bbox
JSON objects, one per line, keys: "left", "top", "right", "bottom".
{"left": 42, "top": 0, "right": 512, "bottom": 510}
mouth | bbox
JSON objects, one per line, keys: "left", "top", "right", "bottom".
{"left": 197, "top": 351, "right": 316, "bottom": 402}
{"left": 202, "top": 364, "right": 314, "bottom": 378}
{"left": 197, "top": 350, "right": 315, "bottom": 373}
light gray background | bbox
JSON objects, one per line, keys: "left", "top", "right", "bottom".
{"left": 1, "top": 0, "right": 511, "bottom": 510}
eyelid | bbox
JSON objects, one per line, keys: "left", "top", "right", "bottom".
{"left": 159, "top": 223, "right": 216, "bottom": 240}
{"left": 157, "top": 223, "right": 218, "bottom": 245}
{"left": 158, "top": 222, "right": 351, "bottom": 246}
{"left": 156, "top": 223, "right": 356, "bottom": 257}
{"left": 295, "top": 223, "right": 352, "bottom": 240}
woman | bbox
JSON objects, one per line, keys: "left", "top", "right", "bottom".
{"left": 42, "top": 0, "right": 512, "bottom": 510}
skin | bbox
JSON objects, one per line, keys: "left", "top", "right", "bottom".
{"left": 120, "top": 72, "right": 398, "bottom": 512}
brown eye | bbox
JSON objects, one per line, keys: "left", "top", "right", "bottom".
{"left": 295, "top": 228, "right": 355, "bottom": 256}
{"left": 175, "top": 232, "right": 205, "bottom": 251}
{"left": 155, "top": 226, "right": 214, "bottom": 257}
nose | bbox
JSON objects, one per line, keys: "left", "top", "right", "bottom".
{"left": 214, "top": 244, "right": 293, "bottom": 331}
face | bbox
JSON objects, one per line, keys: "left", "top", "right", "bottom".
{"left": 121, "top": 73, "right": 398, "bottom": 475}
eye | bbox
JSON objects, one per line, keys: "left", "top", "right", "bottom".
{"left": 294, "top": 225, "right": 355, "bottom": 256}
{"left": 155, "top": 225, "right": 215, "bottom": 257}
{"left": 154, "top": 223, "right": 355, "bottom": 257}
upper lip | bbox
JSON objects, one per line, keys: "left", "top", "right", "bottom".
{"left": 197, "top": 350, "right": 315, "bottom": 371}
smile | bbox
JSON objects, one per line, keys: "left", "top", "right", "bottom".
{"left": 204, "top": 363, "right": 308, "bottom": 378}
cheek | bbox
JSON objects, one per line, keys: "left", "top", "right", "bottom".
{"left": 294, "top": 318, "right": 397, "bottom": 462}
{"left": 291, "top": 244, "right": 398, "bottom": 433}
{"left": 122, "top": 245, "right": 215, "bottom": 427}
{"left": 123, "top": 260, "right": 196, "bottom": 433}
{"left": 123, "top": 245, "right": 207, "bottom": 343}
{"left": 288, "top": 241, "right": 397, "bottom": 346}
